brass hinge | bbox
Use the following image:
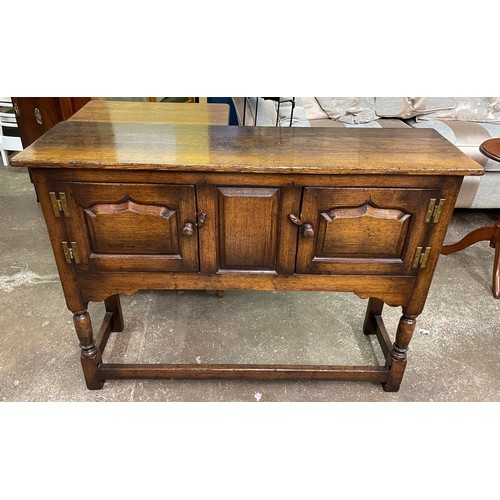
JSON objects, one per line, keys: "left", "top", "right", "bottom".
{"left": 412, "top": 246, "right": 431, "bottom": 269}
{"left": 62, "top": 241, "right": 80, "bottom": 264}
{"left": 49, "top": 192, "right": 70, "bottom": 217}
{"left": 425, "top": 198, "right": 445, "bottom": 223}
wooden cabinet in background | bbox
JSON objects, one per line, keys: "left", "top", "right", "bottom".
{"left": 11, "top": 97, "right": 90, "bottom": 147}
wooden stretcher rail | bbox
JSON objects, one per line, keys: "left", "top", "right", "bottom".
{"left": 94, "top": 309, "right": 391, "bottom": 383}
{"left": 97, "top": 363, "right": 390, "bottom": 382}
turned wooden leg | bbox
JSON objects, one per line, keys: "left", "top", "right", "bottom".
{"left": 492, "top": 242, "right": 500, "bottom": 299}
{"left": 104, "top": 294, "right": 124, "bottom": 332}
{"left": 73, "top": 310, "right": 104, "bottom": 390}
{"left": 491, "top": 222, "right": 500, "bottom": 299}
{"left": 383, "top": 312, "right": 417, "bottom": 392}
{"left": 363, "top": 298, "right": 384, "bottom": 335}
{"left": 215, "top": 290, "right": 225, "bottom": 298}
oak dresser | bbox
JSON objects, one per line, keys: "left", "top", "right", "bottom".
{"left": 11, "top": 119, "right": 483, "bottom": 392}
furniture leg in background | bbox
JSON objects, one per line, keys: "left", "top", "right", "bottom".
{"left": 0, "top": 98, "right": 23, "bottom": 165}
{"left": 441, "top": 217, "right": 500, "bottom": 298}
{"left": 441, "top": 138, "right": 500, "bottom": 298}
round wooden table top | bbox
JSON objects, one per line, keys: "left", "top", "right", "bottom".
{"left": 480, "top": 138, "right": 500, "bottom": 163}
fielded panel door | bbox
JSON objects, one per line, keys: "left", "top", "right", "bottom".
{"left": 58, "top": 182, "right": 199, "bottom": 272}
{"left": 296, "top": 187, "right": 441, "bottom": 275}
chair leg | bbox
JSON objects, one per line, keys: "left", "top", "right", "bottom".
{"left": 442, "top": 217, "right": 500, "bottom": 299}
{"left": 491, "top": 222, "right": 500, "bottom": 299}
{"left": 441, "top": 226, "right": 494, "bottom": 255}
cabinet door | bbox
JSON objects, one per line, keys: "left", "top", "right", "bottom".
{"left": 296, "top": 187, "right": 440, "bottom": 275}
{"left": 217, "top": 187, "right": 281, "bottom": 271}
{"left": 60, "top": 182, "right": 199, "bottom": 272}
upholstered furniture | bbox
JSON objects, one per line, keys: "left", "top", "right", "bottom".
{"left": 232, "top": 97, "right": 500, "bottom": 210}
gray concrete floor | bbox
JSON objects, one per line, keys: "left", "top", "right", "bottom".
{"left": 1, "top": 157, "right": 499, "bottom": 402}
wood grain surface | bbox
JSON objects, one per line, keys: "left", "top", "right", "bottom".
{"left": 480, "top": 138, "right": 500, "bottom": 162}
{"left": 12, "top": 122, "right": 483, "bottom": 176}
{"left": 14, "top": 113, "right": 484, "bottom": 391}
{"left": 68, "top": 100, "right": 230, "bottom": 126}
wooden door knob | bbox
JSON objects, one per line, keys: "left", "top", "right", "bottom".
{"left": 289, "top": 214, "right": 314, "bottom": 237}
{"left": 182, "top": 222, "right": 194, "bottom": 236}
{"left": 303, "top": 224, "right": 314, "bottom": 238}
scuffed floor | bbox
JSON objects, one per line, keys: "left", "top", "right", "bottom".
{"left": 1, "top": 162, "right": 499, "bottom": 402}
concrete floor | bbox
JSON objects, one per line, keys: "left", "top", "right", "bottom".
{"left": 1, "top": 157, "right": 499, "bottom": 402}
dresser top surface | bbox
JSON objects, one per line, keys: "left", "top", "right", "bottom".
{"left": 11, "top": 121, "right": 483, "bottom": 176}
{"left": 68, "top": 100, "right": 230, "bottom": 126}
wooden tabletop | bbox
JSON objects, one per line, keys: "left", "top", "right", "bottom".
{"left": 68, "top": 100, "right": 230, "bottom": 126}
{"left": 480, "top": 138, "right": 500, "bottom": 163}
{"left": 12, "top": 121, "right": 483, "bottom": 176}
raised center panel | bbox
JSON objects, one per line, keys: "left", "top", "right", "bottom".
{"left": 217, "top": 187, "right": 280, "bottom": 271}
{"left": 84, "top": 197, "right": 178, "bottom": 255}
{"left": 318, "top": 203, "right": 410, "bottom": 258}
